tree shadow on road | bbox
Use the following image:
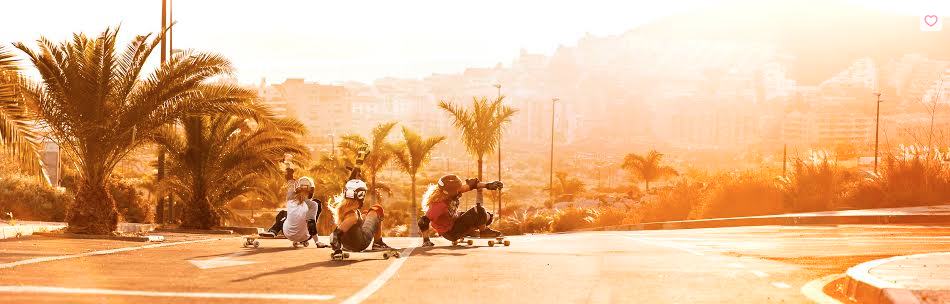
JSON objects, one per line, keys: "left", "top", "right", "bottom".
{"left": 229, "top": 259, "right": 374, "bottom": 282}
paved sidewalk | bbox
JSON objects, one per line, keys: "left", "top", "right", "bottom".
{"left": 846, "top": 252, "right": 950, "bottom": 304}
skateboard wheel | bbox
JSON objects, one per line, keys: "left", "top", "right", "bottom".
{"left": 452, "top": 240, "right": 458, "bottom": 246}
{"left": 293, "top": 242, "right": 299, "bottom": 248}
{"left": 253, "top": 241, "right": 260, "bottom": 248}
{"left": 343, "top": 253, "right": 350, "bottom": 258}
{"left": 393, "top": 252, "right": 400, "bottom": 258}
{"left": 243, "top": 243, "right": 249, "bottom": 248}
{"left": 383, "top": 252, "right": 390, "bottom": 259}
{"left": 467, "top": 240, "right": 473, "bottom": 245}
{"left": 503, "top": 240, "right": 510, "bottom": 246}
{"left": 303, "top": 241, "right": 310, "bottom": 247}
{"left": 488, "top": 240, "right": 495, "bottom": 247}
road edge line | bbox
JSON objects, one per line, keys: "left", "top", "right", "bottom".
{"left": 0, "top": 236, "right": 243, "bottom": 270}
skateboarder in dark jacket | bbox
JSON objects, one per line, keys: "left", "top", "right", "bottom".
{"left": 417, "top": 174, "right": 504, "bottom": 247}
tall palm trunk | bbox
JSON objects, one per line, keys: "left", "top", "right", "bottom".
{"left": 410, "top": 175, "right": 417, "bottom": 236}
{"left": 476, "top": 156, "right": 483, "bottom": 204}
{"left": 69, "top": 179, "right": 119, "bottom": 234}
{"left": 182, "top": 183, "right": 216, "bottom": 229}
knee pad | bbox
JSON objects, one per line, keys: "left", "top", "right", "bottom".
{"left": 417, "top": 216, "right": 431, "bottom": 231}
{"left": 307, "top": 219, "right": 317, "bottom": 235}
{"left": 369, "top": 204, "right": 385, "bottom": 220}
{"left": 486, "top": 212, "right": 494, "bottom": 226}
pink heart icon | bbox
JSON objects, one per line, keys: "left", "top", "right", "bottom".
{"left": 925, "top": 15, "right": 938, "bottom": 27}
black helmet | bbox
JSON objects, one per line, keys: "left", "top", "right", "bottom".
{"left": 438, "top": 174, "right": 464, "bottom": 196}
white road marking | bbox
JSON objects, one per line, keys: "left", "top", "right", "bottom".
{"left": 728, "top": 263, "right": 746, "bottom": 269}
{"left": 0, "top": 237, "right": 242, "bottom": 270}
{"left": 800, "top": 274, "right": 847, "bottom": 304}
{"left": 624, "top": 236, "right": 705, "bottom": 256}
{"left": 750, "top": 270, "right": 770, "bottom": 278}
{"left": 0, "top": 286, "right": 334, "bottom": 301}
{"left": 187, "top": 251, "right": 257, "bottom": 269}
{"left": 338, "top": 244, "right": 418, "bottom": 304}
{"left": 771, "top": 282, "right": 791, "bottom": 289}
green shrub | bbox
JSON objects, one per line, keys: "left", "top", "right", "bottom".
{"left": 0, "top": 175, "right": 71, "bottom": 222}
{"left": 700, "top": 172, "right": 785, "bottom": 218}
{"left": 110, "top": 179, "right": 154, "bottom": 223}
{"left": 549, "top": 206, "right": 594, "bottom": 232}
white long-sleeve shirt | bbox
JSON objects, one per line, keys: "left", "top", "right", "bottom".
{"left": 282, "top": 180, "right": 319, "bottom": 242}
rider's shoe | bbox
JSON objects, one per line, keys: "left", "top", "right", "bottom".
{"left": 372, "top": 239, "right": 392, "bottom": 250}
{"left": 479, "top": 228, "right": 503, "bottom": 238}
{"left": 259, "top": 230, "right": 277, "bottom": 237}
{"left": 465, "top": 229, "right": 480, "bottom": 237}
{"left": 421, "top": 238, "right": 435, "bottom": 247}
{"left": 315, "top": 241, "right": 329, "bottom": 248}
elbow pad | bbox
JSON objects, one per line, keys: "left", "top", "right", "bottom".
{"left": 417, "top": 216, "right": 431, "bottom": 231}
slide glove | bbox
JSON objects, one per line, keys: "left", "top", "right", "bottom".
{"left": 485, "top": 181, "right": 504, "bottom": 190}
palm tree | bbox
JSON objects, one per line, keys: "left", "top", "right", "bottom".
{"left": 338, "top": 121, "right": 398, "bottom": 204}
{"left": 438, "top": 96, "right": 517, "bottom": 202}
{"left": 153, "top": 114, "right": 308, "bottom": 229}
{"left": 392, "top": 127, "right": 445, "bottom": 236}
{"left": 14, "top": 27, "right": 265, "bottom": 234}
{"left": 0, "top": 46, "right": 47, "bottom": 181}
{"left": 621, "top": 150, "right": 678, "bottom": 191}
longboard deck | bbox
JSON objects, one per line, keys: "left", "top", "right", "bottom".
{"left": 331, "top": 248, "right": 402, "bottom": 261}
{"left": 452, "top": 236, "right": 510, "bottom": 247}
{"left": 243, "top": 235, "right": 312, "bottom": 248}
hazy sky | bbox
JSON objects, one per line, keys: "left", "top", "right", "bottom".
{"left": 2, "top": 0, "right": 948, "bottom": 85}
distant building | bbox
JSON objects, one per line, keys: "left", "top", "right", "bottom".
{"left": 270, "top": 78, "right": 352, "bottom": 143}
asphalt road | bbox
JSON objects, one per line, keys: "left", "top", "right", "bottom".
{"left": 1, "top": 224, "right": 949, "bottom": 304}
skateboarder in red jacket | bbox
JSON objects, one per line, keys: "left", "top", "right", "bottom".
{"left": 417, "top": 174, "right": 504, "bottom": 247}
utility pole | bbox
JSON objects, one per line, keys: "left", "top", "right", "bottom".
{"left": 157, "top": 0, "right": 168, "bottom": 224}
{"left": 874, "top": 92, "right": 883, "bottom": 174}
{"left": 550, "top": 98, "right": 558, "bottom": 206}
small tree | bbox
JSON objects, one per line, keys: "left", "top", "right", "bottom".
{"left": 392, "top": 127, "right": 444, "bottom": 236}
{"left": 438, "top": 96, "right": 517, "bottom": 202}
{"left": 621, "top": 150, "right": 678, "bottom": 191}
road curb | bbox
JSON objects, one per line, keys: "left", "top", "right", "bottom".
{"left": 31, "top": 232, "right": 165, "bottom": 242}
{"left": 0, "top": 225, "right": 66, "bottom": 240}
{"left": 574, "top": 214, "right": 950, "bottom": 232}
{"left": 843, "top": 252, "right": 950, "bottom": 304}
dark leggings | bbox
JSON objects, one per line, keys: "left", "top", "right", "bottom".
{"left": 269, "top": 210, "right": 318, "bottom": 241}
{"left": 441, "top": 204, "right": 490, "bottom": 241}
{"left": 340, "top": 215, "right": 382, "bottom": 252}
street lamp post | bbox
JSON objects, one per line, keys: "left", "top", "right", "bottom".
{"left": 550, "top": 98, "right": 559, "bottom": 206}
{"left": 494, "top": 84, "right": 502, "bottom": 217}
{"left": 874, "top": 92, "right": 883, "bottom": 174}
{"left": 329, "top": 134, "right": 335, "bottom": 157}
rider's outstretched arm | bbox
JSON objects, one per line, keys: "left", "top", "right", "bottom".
{"left": 284, "top": 168, "right": 296, "bottom": 202}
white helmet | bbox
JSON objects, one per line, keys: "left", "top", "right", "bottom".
{"left": 296, "top": 176, "right": 315, "bottom": 190}
{"left": 344, "top": 179, "right": 368, "bottom": 200}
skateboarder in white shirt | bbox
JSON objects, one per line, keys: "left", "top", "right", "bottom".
{"left": 260, "top": 166, "right": 328, "bottom": 248}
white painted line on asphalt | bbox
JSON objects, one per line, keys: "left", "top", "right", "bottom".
{"left": 728, "top": 263, "right": 746, "bottom": 269}
{"left": 188, "top": 251, "right": 257, "bottom": 270}
{"left": 338, "top": 244, "right": 418, "bottom": 304}
{"left": 0, "top": 237, "right": 242, "bottom": 270}
{"left": 623, "top": 236, "right": 704, "bottom": 256}
{"left": 0, "top": 286, "right": 334, "bottom": 301}
{"left": 771, "top": 282, "right": 791, "bottom": 289}
{"left": 750, "top": 270, "right": 770, "bottom": 278}
{"left": 800, "top": 274, "right": 847, "bottom": 304}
